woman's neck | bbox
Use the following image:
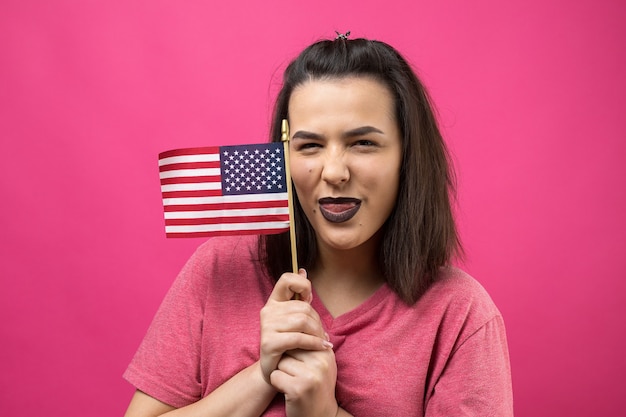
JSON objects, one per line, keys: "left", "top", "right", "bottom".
{"left": 308, "top": 239, "right": 386, "bottom": 317}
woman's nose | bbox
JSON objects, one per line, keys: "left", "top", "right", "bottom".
{"left": 321, "top": 151, "right": 349, "bottom": 185}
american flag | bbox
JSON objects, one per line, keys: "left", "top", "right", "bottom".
{"left": 158, "top": 143, "right": 290, "bottom": 237}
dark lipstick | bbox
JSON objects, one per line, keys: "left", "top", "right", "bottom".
{"left": 318, "top": 197, "right": 362, "bottom": 223}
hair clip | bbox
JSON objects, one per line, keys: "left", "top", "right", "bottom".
{"left": 335, "top": 31, "right": 351, "bottom": 40}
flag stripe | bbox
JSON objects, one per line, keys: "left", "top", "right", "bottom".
{"left": 160, "top": 168, "right": 221, "bottom": 179}
{"left": 165, "top": 228, "right": 287, "bottom": 238}
{"left": 165, "top": 214, "right": 289, "bottom": 226}
{"left": 162, "top": 190, "right": 223, "bottom": 199}
{"left": 159, "top": 146, "right": 220, "bottom": 160}
{"left": 161, "top": 182, "right": 223, "bottom": 193}
{"left": 163, "top": 192, "right": 289, "bottom": 206}
{"left": 165, "top": 207, "right": 289, "bottom": 220}
{"left": 159, "top": 161, "right": 221, "bottom": 172}
{"left": 160, "top": 175, "right": 221, "bottom": 185}
{"left": 165, "top": 221, "right": 290, "bottom": 234}
{"left": 163, "top": 200, "right": 288, "bottom": 212}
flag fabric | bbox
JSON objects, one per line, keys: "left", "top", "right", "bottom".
{"left": 158, "top": 143, "right": 290, "bottom": 238}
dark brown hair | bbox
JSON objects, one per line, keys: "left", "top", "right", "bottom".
{"left": 259, "top": 37, "right": 461, "bottom": 304}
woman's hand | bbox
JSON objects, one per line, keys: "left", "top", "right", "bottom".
{"left": 272, "top": 348, "right": 339, "bottom": 417}
{"left": 259, "top": 269, "right": 332, "bottom": 384}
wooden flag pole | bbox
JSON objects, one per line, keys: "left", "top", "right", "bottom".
{"left": 281, "top": 119, "right": 299, "bottom": 274}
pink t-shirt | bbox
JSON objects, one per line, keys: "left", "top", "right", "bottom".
{"left": 124, "top": 235, "right": 513, "bottom": 416}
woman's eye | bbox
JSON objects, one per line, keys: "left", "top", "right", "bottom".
{"left": 354, "top": 139, "right": 376, "bottom": 147}
{"left": 297, "top": 142, "right": 321, "bottom": 151}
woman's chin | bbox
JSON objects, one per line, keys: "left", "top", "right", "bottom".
{"left": 316, "top": 232, "right": 377, "bottom": 254}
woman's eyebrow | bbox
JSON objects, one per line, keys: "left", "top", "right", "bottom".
{"left": 342, "top": 126, "right": 384, "bottom": 138}
{"left": 292, "top": 126, "right": 384, "bottom": 140}
{"left": 292, "top": 130, "right": 324, "bottom": 140}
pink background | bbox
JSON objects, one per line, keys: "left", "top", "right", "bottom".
{"left": 1, "top": 0, "right": 624, "bottom": 415}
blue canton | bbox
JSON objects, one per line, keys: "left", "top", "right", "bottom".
{"left": 220, "top": 143, "right": 286, "bottom": 195}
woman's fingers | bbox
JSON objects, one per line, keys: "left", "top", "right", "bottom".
{"left": 259, "top": 269, "right": 330, "bottom": 383}
{"left": 270, "top": 349, "right": 339, "bottom": 417}
{"left": 275, "top": 349, "right": 335, "bottom": 377}
{"left": 261, "top": 301, "right": 324, "bottom": 336}
{"left": 261, "top": 269, "right": 326, "bottom": 339}
{"left": 269, "top": 269, "right": 313, "bottom": 303}
{"left": 262, "top": 333, "right": 332, "bottom": 361}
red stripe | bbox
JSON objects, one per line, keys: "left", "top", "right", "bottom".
{"left": 165, "top": 228, "right": 288, "bottom": 238}
{"left": 160, "top": 175, "right": 221, "bottom": 185}
{"left": 159, "top": 161, "right": 221, "bottom": 172}
{"left": 163, "top": 200, "right": 288, "bottom": 212}
{"left": 162, "top": 190, "right": 223, "bottom": 199}
{"left": 165, "top": 214, "right": 289, "bottom": 226}
{"left": 159, "top": 147, "right": 219, "bottom": 159}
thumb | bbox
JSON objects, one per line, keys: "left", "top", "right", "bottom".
{"left": 270, "top": 268, "right": 311, "bottom": 302}
{"left": 294, "top": 268, "right": 312, "bottom": 302}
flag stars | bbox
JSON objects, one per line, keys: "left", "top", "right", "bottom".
{"left": 220, "top": 144, "right": 287, "bottom": 196}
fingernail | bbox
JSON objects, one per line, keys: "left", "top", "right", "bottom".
{"left": 324, "top": 332, "right": 330, "bottom": 341}
{"left": 322, "top": 340, "right": 334, "bottom": 349}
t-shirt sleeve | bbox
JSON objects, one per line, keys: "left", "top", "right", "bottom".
{"left": 123, "top": 245, "right": 210, "bottom": 408}
{"left": 424, "top": 314, "right": 514, "bottom": 417}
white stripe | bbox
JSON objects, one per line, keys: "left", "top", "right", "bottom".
{"left": 159, "top": 168, "right": 221, "bottom": 179}
{"left": 159, "top": 153, "right": 220, "bottom": 166}
{"left": 161, "top": 182, "right": 221, "bottom": 192}
{"left": 164, "top": 207, "right": 289, "bottom": 220}
{"left": 165, "top": 221, "right": 290, "bottom": 233}
{"left": 163, "top": 192, "right": 289, "bottom": 206}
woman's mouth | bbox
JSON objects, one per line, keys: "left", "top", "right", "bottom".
{"left": 318, "top": 197, "right": 362, "bottom": 223}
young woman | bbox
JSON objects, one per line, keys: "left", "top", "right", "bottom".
{"left": 124, "top": 35, "right": 513, "bottom": 417}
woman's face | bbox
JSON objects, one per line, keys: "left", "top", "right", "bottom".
{"left": 288, "top": 76, "right": 402, "bottom": 253}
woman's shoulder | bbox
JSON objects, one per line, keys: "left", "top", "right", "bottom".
{"left": 432, "top": 266, "right": 490, "bottom": 294}
{"left": 431, "top": 266, "right": 495, "bottom": 298}
{"left": 418, "top": 266, "right": 503, "bottom": 327}
{"left": 174, "top": 235, "right": 265, "bottom": 291}
{"left": 194, "top": 234, "right": 259, "bottom": 255}
{"left": 191, "top": 235, "right": 261, "bottom": 267}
